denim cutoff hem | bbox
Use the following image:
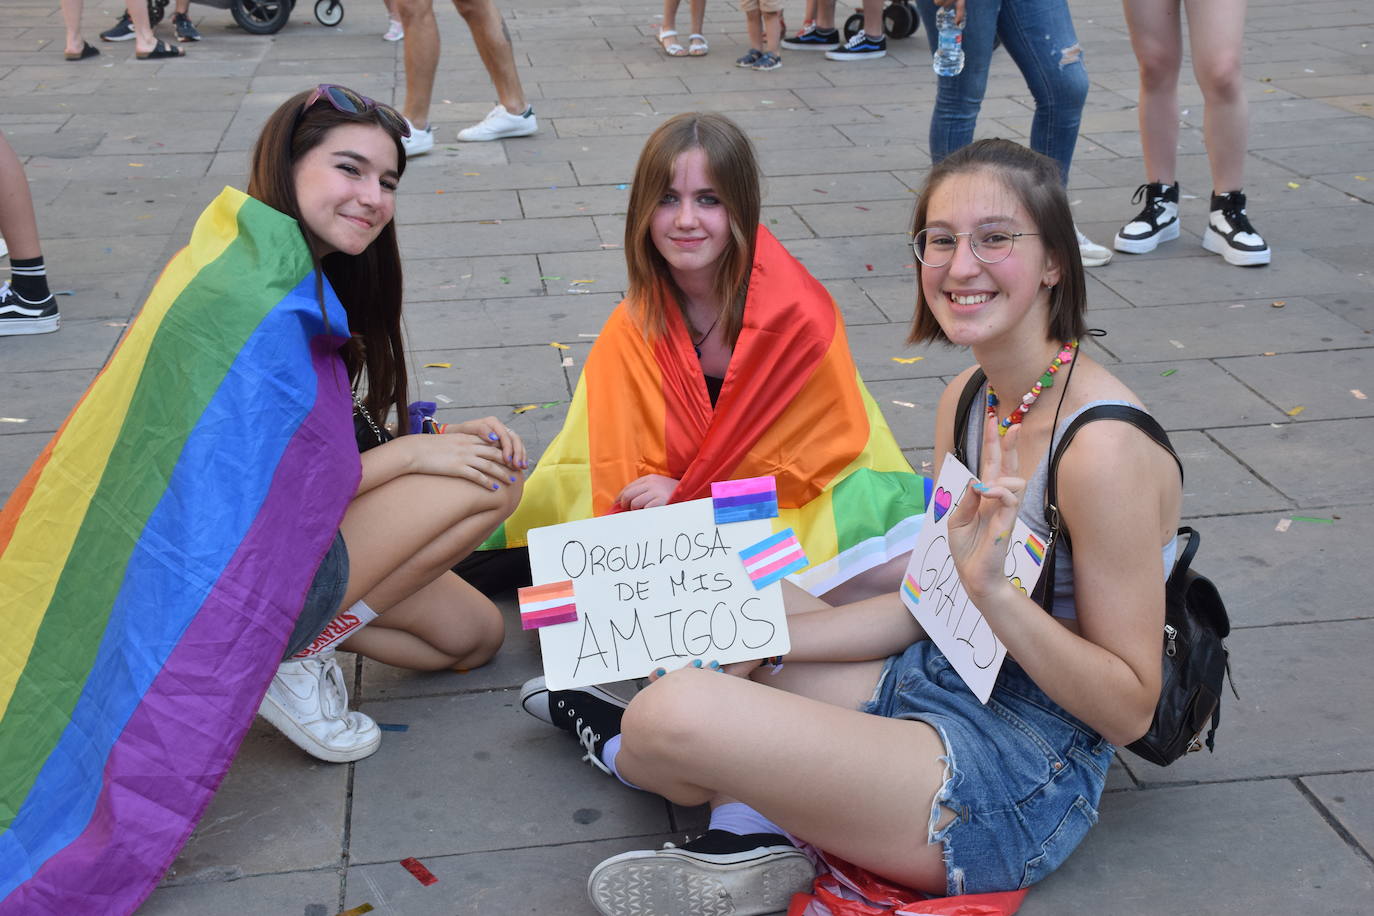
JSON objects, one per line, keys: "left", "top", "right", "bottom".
{"left": 282, "top": 530, "right": 350, "bottom": 660}
{"left": 861, "top": 639, "right": 1114, "bottom": 895}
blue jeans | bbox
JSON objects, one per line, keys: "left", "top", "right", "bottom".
{"left": 916, "top": 0, "right": 1089, "bottom": 185}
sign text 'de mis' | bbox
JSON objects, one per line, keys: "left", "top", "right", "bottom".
{"left": 527, "top": 498, "right": 790, "bottom": 690}
{"left": 901, "top": 453, "right": 1047, "bottom": 703}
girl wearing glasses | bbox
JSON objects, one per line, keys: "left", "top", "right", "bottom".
{"left": 533, "top": 139, "right": 1181, "bottom": 915}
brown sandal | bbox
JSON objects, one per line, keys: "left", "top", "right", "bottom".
{"left": 64, "top": 40, "right": 100, "bottom": 61}
{"left": 136, "top": 39, "right": 184, "bottom": 59}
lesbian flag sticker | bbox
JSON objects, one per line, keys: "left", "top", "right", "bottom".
{"left": 518, "top": 580, "right": 579, "bottom": 630}
{"left": 711, "top": 475, "right": 780, "bottom": 525}
{"left": 738, "top": 528, "right": 808, "bottom": 589}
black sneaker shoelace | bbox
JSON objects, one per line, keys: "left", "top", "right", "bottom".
{"left": 1216, "top": 198, "right": 1258, "bottom": 236}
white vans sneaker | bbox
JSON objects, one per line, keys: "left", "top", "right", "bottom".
{"left": 401, "top": 119, "right": 434, "bottom": 157}
{"left": 457, "top": 104, "right": 538, "bottom": 142}
{"left": 258, "top": 649, "right": 381, "bottom": 763}
{"left": 1075, "top": 226, "right": 1113, "bottom": 267}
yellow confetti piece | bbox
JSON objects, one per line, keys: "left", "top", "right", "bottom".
{"left": 463, "top": 172, "right": 481, "bottom": 176}
{"left": 549, "top": 342, "right": 569, "bottom": 350}
{"left": 1264, "top": 88, "right": 1277, "bottom": 93}
{"left": 891, "top": 356, "right": 924, "bottom": 364}
{"left": 1286, "top": 182, "right": 1300, "bottom": 190}
{"left": 423, "top": 362, "right": 452, "bottom": 368}
{"left": 339, "top": 906, "right": 375, "bottom": 916}
{"left": 1352, "top": 389, "right": 1367, "bottom": 400}
{"left": 1357, "top": 176, "right": 1368, "bottom": 181}
{"left": 1286, "top": 406, "right": 1305, "bottom": 416}
{"left": 512, "top": 404, "right": 539, "bottom": 414}
{"left": 571, "top": 279, "right": 596, "bottom": 285}
{"left": 1261, "top": 351, "right": 1277, "bottom": 356}
{"left": 128, "top": 162, "right": 144, "bottom": 167}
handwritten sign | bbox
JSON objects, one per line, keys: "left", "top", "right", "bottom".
{"left": 527, "top": 498, "right": 790, "bottom": 690}
{"left": 901, "top": 454, "right": 1046, "bottom": 703}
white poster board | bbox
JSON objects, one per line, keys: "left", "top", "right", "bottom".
{"left": 527, "top": 498, "right": 790, "bottom": 690}
{"left": 900, "top": 454, "right": 1048, "bottom": 703}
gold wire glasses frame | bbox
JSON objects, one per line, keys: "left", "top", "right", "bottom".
{"left": 911, "top": 225, "right": 1041, "bottom": 267}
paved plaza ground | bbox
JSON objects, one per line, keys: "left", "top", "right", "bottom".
{"left": 2, "top": 0, "right": 1373, "bottom": 912}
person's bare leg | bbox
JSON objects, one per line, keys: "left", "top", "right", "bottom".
{"left": 128, "top": 0, "right": 164, "bottom": 55}
{"left": 762, "top": 8, "right": 781, "bottom": 53}
{"left": 176, "top": 0, "right": 190, "bottom": 14}
{"left": 452, "top": 0, "right": 527, "bottom": 113}
{"left": 0, "top": 133, "right": 43, "bottom": 260}
{"left": 815, "top": 0, "right": 836, "bottom": 31}
{"left": 397, "top": 0, "right": 440, "bottom": 125}
{"left": 343, "top": 571, "right": 505, "bottom": 669}
{"left": 688, "top": 0, "right": 706, "bottom": 38}
{"left": 60, "top": 0, "right": 86, "bottom": 56}
{"left": 1183, "top": 0, "right": 1248, "bottom": 191}
{"left": 745, "top": 9, "right": 763, "bottom": 51}
{"left": 1123, "top": 0, "right": 1183, "bottom": 184}
{"left": 862, "top": 0, "right": 882, "bottom": 37}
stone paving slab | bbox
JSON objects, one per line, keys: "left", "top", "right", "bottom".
{"left": 1210, "top": 418, "right": 1374, "bottom": 507}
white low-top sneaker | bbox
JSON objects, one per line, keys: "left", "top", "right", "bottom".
{"left": 1075, "top": 226, "right": 1113, "bottom": 267}
{"left": 258, "top": 649, "right": 381, "bottom": 763}
{"left": 401, "top": 119, "right": 434, "bottom": 157}
{"left": 457, "top": 104, "right": 538, "bottom": 142}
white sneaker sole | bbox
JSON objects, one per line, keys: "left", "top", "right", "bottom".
{"left": 456, "top": 122, "right": 538, "bottom": 142}
{"left": 1113, "top": 219, "right": 1179, "bottom": 254}
{"left": 258, "top": 694, "right": 381, "bottom": 763}
{"left": 0, "top": 315, "right": 60, "bottom": 336}
{"left": 1202, "top": 227, "right": 1271, "bottom": 266}
{"left": 587, "top": 846, "right": 815, "bottom": 916}
{"left": 1079, "top": 247, "right": 1112, "bottom": 268}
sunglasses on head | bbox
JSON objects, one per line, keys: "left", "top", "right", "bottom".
{"left": 300, "top": 84, "right": 410, "bottom": 138}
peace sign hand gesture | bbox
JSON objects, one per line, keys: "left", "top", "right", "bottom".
{"left": 946, "top": 418, "right": 1025, "bottom": 604}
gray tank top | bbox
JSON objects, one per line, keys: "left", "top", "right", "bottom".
{"left": 963, "top": 392, "right": 1178, "bottom": 620}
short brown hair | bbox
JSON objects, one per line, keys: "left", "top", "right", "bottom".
{"left": 623, "top": 113, "right": 760, "bottom": 346}
{"left": 248, "top": 88, "right": 409, "bottom": 433}
{"left": 907, "top": 139, "right": 1087, "bottom": 346}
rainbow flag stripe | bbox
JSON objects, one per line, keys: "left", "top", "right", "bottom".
{"left": 0, "top": 188, "right": 360, "bottom": 915}
{"left": 711, "top": 476, "right": 780, "bottom": 525}
{"left": 518, "top": 580, "right": 579, "bottom": 630}
{"left": 1025, "top": 532, "right": 1046, "bottom": 565}
{"left": 738, "top": 528, "right": 808, "bottom": 589}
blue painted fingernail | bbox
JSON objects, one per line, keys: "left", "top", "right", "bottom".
{"left": 972, "top": 482, "right": 989, "bottom": 492}
{"left": 488, "top": 432, "right": 500, "bottom": 441}
{"left": 708, "top": 660, "right": 720, "bottom": 670}
{"left": 509, "top": 476, "right": 517, "bottom": 483}
{"left": 492, "top": 483, "right": 500, "bottom": 490}
{"left": 654, "top": 668, "right": 666, "bottom": 677}
{"left": 691, "top": 659, "right": 703, "bottom": 668}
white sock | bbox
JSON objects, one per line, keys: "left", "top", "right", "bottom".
{"left": 600, "top": 734, "right": 644, "bottom": 790}
{"left": 709, "top": 802, "right": 785, "bottom": 837}
{"left": 292, "top": 600, "right": 377, "bottom": 658}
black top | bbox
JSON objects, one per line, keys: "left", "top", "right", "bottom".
{"left": 705, "top": 374, "right": 724, "bottom": 407}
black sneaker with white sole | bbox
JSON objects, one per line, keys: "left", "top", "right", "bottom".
{"left": 100, "top": 12, "right": 135, "bottom": 41}
{"left": 587, "top": 829, "right": 817, "bottom": 916}
{"left": 174, "top": 12, "right": 202, "bottom": 41}
{"left": 1113, "top": 181, "right": 1180, "bottom": 254}
{"left": 519, "top": 675, "right": 628, "bottom": 774}
{"left": 0, "top": 282, "right": 60, "bottom": 336}
{"left": 1202, "top": 190, "right": 1270, "bottom": 266}
{"left": 781, "top": 24, "right": 840, "bottom": 50}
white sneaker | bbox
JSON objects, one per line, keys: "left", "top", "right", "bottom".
{"left": 1075, "top": 226, "right": 1112, "bottom": 267}
{"left": 382, "top": 19, "right": 404, "bottom": 40}
{"left": 457, "top": 104, "right": 538, "bottom": 142}
{"left": 401, "top": 119, "right": 434, "bottom": 157}
{"left": 258, "top": 649, "right": 381, "bottom": 763}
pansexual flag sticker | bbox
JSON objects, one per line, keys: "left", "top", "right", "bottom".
{"left": 738, "top": 528, "right": 808, "bottom": 589}
{"left": 1024, "top": 532, "right": 1046, "bottom": 566}
{"left": 711, "top": 475, "right": 779, "bottom": 525}
{"left": 901, "top": 572, "right": 922, "bottom": 605}
{"left": 518, "top": 580, "right": 578, "bottom": 630}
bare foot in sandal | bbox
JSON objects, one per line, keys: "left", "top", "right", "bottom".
{"left": 658, "top": 28, "right": 687, "bottom": 56}
{"left": 688, "top": 33, "right": 709, "bottom": 56}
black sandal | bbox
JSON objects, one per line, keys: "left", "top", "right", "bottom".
{"left": 135, "top": 39, "right": 184, "bottom": 59}
{"left": 64, "top": 40, "right": 100, "bottom": 61}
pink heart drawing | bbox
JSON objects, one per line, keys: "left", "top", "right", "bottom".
{"left": 933, "top": 486, "right": 952, "bottom": 522}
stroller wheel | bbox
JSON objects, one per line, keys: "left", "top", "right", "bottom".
{"left": 232, "top": 0, "right": 292, "bottom": 33}
{"left": 883, "top": 2, "right": 914, "bottom": 39}
{"left": 315, "top": 0, "right": 344, "bottom": 26}
{"left": 842, "top": 11, "right": 864, "bottom": 40}
{"left": 147, "top": 0, "right": 169, "bottom": 27}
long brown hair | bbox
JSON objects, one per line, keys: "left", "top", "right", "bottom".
{"left": 907, "top": 138, "right": 1087, "bottom": 346}
{"left": 248, "top": 87, "right": 409, "bottom": 435}
{"left": 624, "top": 112, "right": 760, "bottom": 347}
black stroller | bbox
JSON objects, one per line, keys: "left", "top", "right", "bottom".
{"left": 149, "top": 0, "right": 344, "bottom": 36}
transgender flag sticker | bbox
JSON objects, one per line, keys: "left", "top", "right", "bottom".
{"left": 738, "top": 528, "right": 809, "bottom": 590}
{"left": 518, "top": 580, "right": 579, "bottom": 630}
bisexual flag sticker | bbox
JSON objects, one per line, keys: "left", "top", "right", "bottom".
{"left": 738, "top": 528, "right": 808, "bottom": 589}
{"left": 518, "top": 580, "right": 578, "bottom": 630}
{"left": 711, "top": 476, "right": 779, "bottom": 525}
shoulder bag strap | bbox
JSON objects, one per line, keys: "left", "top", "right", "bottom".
{"left": 951, "top": 369, "right": 987, "bottom": 468}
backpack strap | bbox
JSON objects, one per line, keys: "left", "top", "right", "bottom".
{"left": 951, "top": 368, "right": 987, "bottom": 469}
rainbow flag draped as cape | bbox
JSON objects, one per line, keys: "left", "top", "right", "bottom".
{"left": 0, "top": 188, "right": 360, "bottom": 915}
{"left": 487, "top": 226, "right": 929, "bottom": 595}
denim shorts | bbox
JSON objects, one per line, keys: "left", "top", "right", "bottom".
{"left": 861, "top": 639, "right": 1114, "bottom": 895}
{"left": 281, "top": 530, "right": 350, "bottom": 660}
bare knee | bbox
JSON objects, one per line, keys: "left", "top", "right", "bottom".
{"left": 1136, "top": 44, "right": 1182, "bottom": 91}
{"left": 622, "top": 669, "right": 717, "bottom": 762}
{"left": 457, "top": 598, "right": 505, "bottom": 667}
{"left": 1195, "top": 57, "right": 1243, "bottom": 104}
{"left": 396, "top": 0, "right": 433, "bottom": 26}
{"left": 451, "top": 0, "right": 493, "bottom": 23}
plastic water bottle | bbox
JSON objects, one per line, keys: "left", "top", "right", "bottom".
{"left": 933, "top": 6, "right": 965, "bottom": 76}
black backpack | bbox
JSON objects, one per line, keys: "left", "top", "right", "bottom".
{"left": 953, "top": 370, "right": 1235, "bottom": 766}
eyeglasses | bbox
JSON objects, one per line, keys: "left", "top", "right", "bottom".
{"left": 301, "top": 84, "right": 410, "bottom": 138}
{"left": 912, "top": 225, "right": 1040, "bottom": 267}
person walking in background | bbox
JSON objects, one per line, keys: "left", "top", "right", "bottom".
{"left": 913, "top": 0, "right": 1112, "bottom": 267}
{"left": 381, "top": 0, "right": 404, "bottom": 40}
{"left": 63, "top": 0, "right": 184, "bottom": 58}
{"left": 100, "top": 0, "right": 202, "bottom": 43}
{"left": 782, "top": 0, "right": 888, "bottom": 61}
{"left": 0, "top": 130, "right": 59, "bottom": 336}
{"left": 734, "top": 0, "right": 783, "bottom": 70}
{"left": 1113, "top": 0, "right": 1270, "bottom": 266}
{"left": 394, "top": 0, "right": 536, "bottom": 153}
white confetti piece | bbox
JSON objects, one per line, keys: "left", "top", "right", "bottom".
{"left": 435, "top": 394, "right": 453, "bottom": 404}
{"left": 891, "top": 400, "right": 916, "bottom": 408}
{"left": 1352, "top": 389, "right": 1367, "bottom": 400}
{"left": 0, "top": 417, "right": 29, "bottom": 424}
{"left": 1275, "top": 518, "right": 1292, "bottom": 532}
{"left": 1169, "top": 339, "right": 1186, "bottom": 349}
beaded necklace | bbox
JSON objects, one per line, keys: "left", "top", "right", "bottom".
{"left": 986, "top": 339, "right": 1078, "bottom": 436}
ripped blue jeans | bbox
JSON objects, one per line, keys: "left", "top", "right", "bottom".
{"left": 862, "top": 640, "right": 1113, "bottom": 895}
{"left": 915, "top": 0, "right": 1089, "bottom": 184}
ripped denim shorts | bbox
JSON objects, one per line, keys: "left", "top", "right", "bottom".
{"left": 861, "top": 639, "right": 1114, "bottom": 896}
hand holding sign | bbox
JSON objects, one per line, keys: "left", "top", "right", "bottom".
{"left": 946, "top": 421, "right": 1026, "bottom": 603}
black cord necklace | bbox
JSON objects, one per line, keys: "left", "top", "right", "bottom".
{"left": 693, "top": 313, "right": 721, "bottom": 357}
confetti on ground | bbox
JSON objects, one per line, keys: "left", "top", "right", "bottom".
{"left": 1353, "top": 389, "right": 1367, "bottom": 400}
{"left": 479, "top": 219, "right": 502, "bottom": 225}
{"left": 460, "top": 274, "right": 472, "bottom": 279}
{"left": 600, "top": 243, "right": 622, "bottom": 249}
{"left": 540, "top": 276, "right": 562, "bottom": 281}
{"left": 578, "top": 333, "right": 599, "bottom": 338}
{"left": 571, "top": 279, "right": 595, "bottom": 285}
{"left": 865, "top": 264, "right": 873, "bottom": 271}
{"left": 0, "top": 418, "right": 29, "bottom": 424}
{"left": 1275, "top": 518, "right": 1292, "bottom": 532}
{"left": 1230, "top": 303, "right": 1246, "bottom": 308}
{"left": 855, "top": 205, "right": 870, "bottom": 211}
{"left": 103, "top": 321, "right": 128, "bottom": 327}
{"left": 1169, "top": 339, "right": 1185, "bottom": 348}
{"left": 128, "top": 163, "right": 144, "bottom": 167}
{"left": 499, "top": 277, "right": 510, "bottom": 284}
{"left": 1271, "top": 300, "right": 1286, "bottom": 308}
{"left": 1358, "top": 176, "right": 1369, "bottom": 182}
{"left": 423, "top": 362, "right": 451, "bottom": 368}
{"left": 550, "top": 341, "right": 569, "bottom": 349}
{"left": 1286, "top": 182, "right": 1300, "bottom": 189}
{"left": 400, "top": 857, "right": 439, "bottom": 886}
{"left": 435, "top": 189, "right": 444, "bottom": 194}
{"left": 561, "top": 356, "right": 574, "bottom": 367}
{"left": 1262, "top": 351, "right": 1277, "bottom": 356}
{"left": 616, "top": 184, "right": 628, "bottom": 190}
{"left": 761, "top": 99, "right": 775, "bottom": 105}
{"left": 891, "top": 400, "right": 916, "bottom": 408}
{"left": 377, "top": 723, "right": 410, "bottom": 732}
{"left": 1291, "top": 516, "right": 1335, "bottom": 525}
{"left": 540, "top": 401, "right": 563, "bottom": 408}
{"left": 338, "top": 905, "right": 374, "bottom": 916}
{"left": 812, "top": 188, "right": 829, "bottom": 194}
{"left": 891, "top": 356, "right": 924, "bottom": 364}
{"left": 1161, "top": 369, "right": 1177, "bottom": 376}
{"left": 513, "top": 404, "right": 539, "bottom": 414}
{"left": 1286, "top": 406, "right": 1305, "bottom": 416}
{"left": 463, "top": 172, "right": 480, "bottom": 176}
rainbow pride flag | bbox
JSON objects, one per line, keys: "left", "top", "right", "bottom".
{"left": 485, "top": 226, "right": 930, "bottom": 596}
{"left": 0, "top": 188, "right": 360, "bottom": 914}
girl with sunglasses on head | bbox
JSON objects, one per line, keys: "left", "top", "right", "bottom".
{"left": 526, "top": 139, "right": 1183, "bottom": 916}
